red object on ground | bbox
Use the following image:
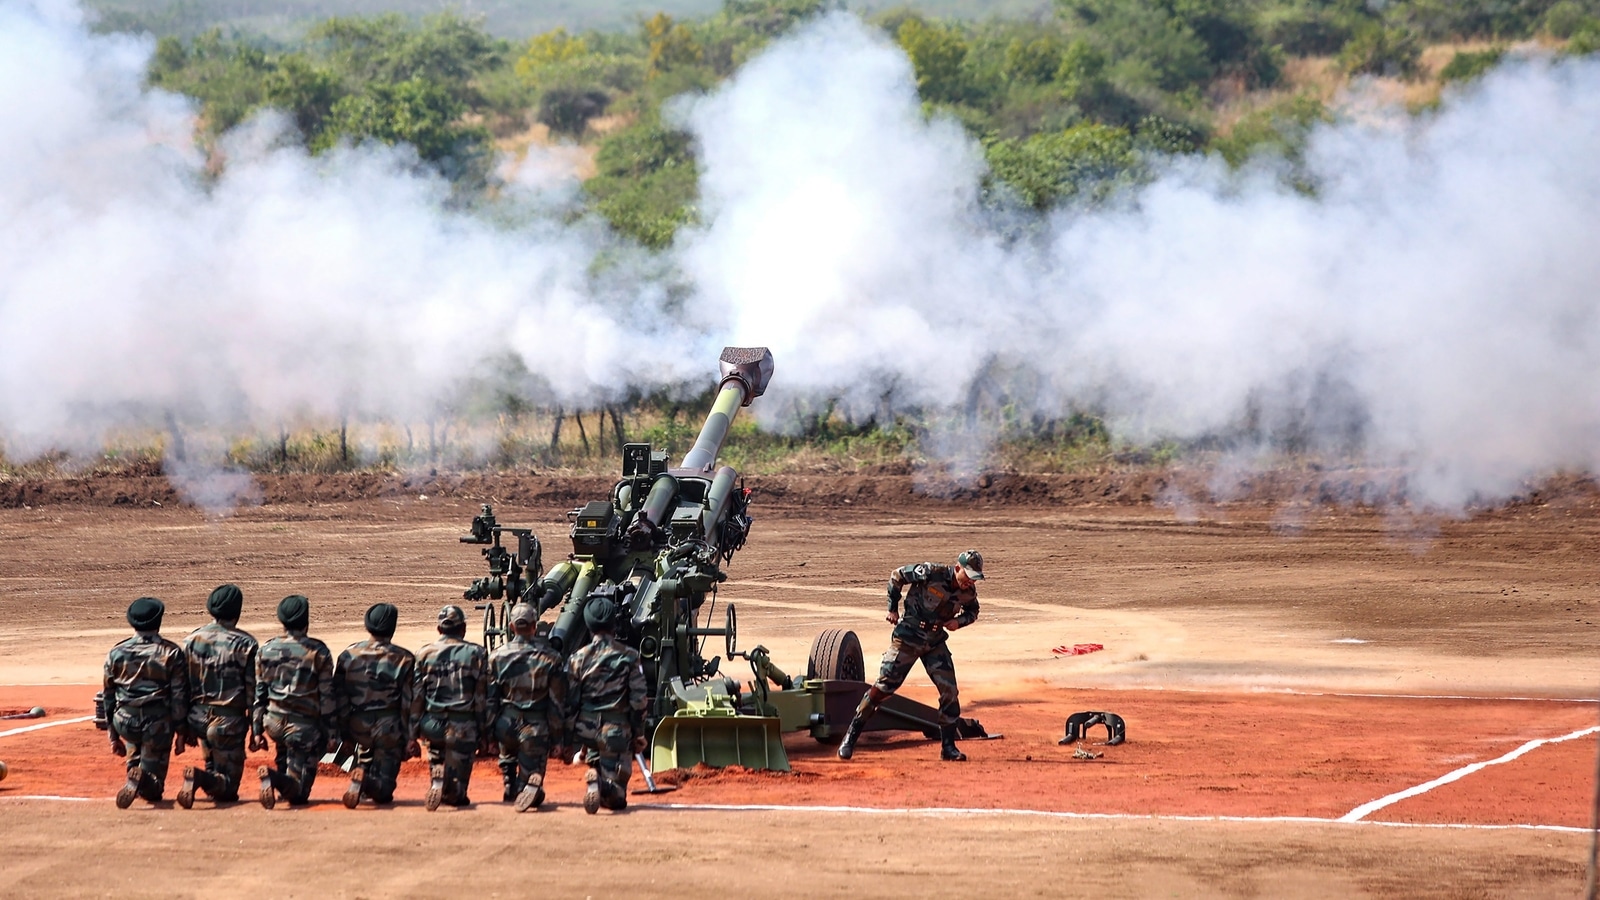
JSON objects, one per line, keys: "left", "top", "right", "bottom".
{"left": 1052, "top": 643, "right": 1103, "bottom": 656}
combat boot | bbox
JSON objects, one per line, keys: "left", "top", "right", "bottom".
{"left": 342, "top": 768, "right": 364, "bottom": 809}
{"left": 176, "top": 766, "right": 197, "bottom": 809}
{"left": 257, "top": 765, "right": 276, "bottom": 810}
{"left": 502, "top": 771, "right": 518, "bottom": 804}
{"left": 115, "top": 775, "right": 140, "bottom": 809}
{"left": 425, "top": 767, "right": 444, "bottom": 812}
{"left": 514, "top": 783, "right": 545, "bottom": 812}
{"left": 583, "top": 770, "right": 601, "bottom": 815}
{"left": 836, "top": 716, "right": 866, "bottom": 760}
{"left": 939, "top": 724, "right": 967, "bottom": 762}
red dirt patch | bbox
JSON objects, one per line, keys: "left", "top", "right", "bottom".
{"left": 5, "top": 683, "right": 1591, "bottom": 827}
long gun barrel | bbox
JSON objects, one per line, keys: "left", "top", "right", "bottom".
{"left": 679, "top": 347, "right": 774, "bottom": 472}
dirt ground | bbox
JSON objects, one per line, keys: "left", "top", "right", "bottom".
{"left": 2, "top": 473, "right": 1599, "bottom": 897}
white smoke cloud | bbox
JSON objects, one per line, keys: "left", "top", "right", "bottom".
{"left": 4, "top": 2, "right": 1600, "bottom": 510}
{"left": 678, "top": 13, "right": 1600, "bottom": 507}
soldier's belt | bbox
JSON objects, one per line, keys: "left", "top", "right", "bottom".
{"left": 194, "top": 702, "right": 247, "bottom": 717}
{"left": 265, "top": 708, "right": 321, "bottom": 724}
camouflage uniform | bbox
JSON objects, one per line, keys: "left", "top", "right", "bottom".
{"left": 566, "top": 633, "right": 648, "bottom": 810}
{"left": 488, "top": 632, "right": 566, "bottom": 805}
{"left": 181, "top": 622, "right": 258, "bottom": 801}
{"left": 876, "top": 562, "right": 980, "bottom": 725}
{"left": 103, "top": 633, "right": 188, "bottom": 801}
{"left": 334, "top": 638, "right": 414, "bottom": 804}
{"left": 412, "top": 634, "right": 489, "bottom": 806}
{"left": 255, "top": 631, "right": 337, "bottom": 804}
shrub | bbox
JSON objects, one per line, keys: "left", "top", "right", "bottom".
{"left": 1439, "top": 47, "right": 1505, "bottom": 83}
{"left": 1338, "top": 23, "right": 1421, "bottom": 78}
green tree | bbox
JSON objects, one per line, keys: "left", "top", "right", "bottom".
{"left": 896, "top": 16, "right": 970, "bottom": 103}
{"left": 312, "top": 76, "right": 485, "bottom": 164}
{"left": 1003, "top": 35, "right": 1064, "bottom": 85}
{"left": 585, "top": 118, "right": 699, "bottom": 248}
{"left": 1338, "top": 22, "right": 1421, "bottom": 77}
{"left": 644, "top": 13, "right": 706, "bottom": 76}
{"left": 985, "top": 122, "right": 1137, "bottom": 209}
{"left": 1439, "top": 47, "right": 1505, "bottom": 83}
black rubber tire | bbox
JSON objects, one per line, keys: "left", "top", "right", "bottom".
{"left": 807, "top": 628, "right": 865, "bottom": 682}
{"left": 483, "top": 603, "right": 501, "bottom": 653}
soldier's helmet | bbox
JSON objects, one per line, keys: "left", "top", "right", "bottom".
{"left": 956, "top": 549, "right": 985, "bottom": 581}
{"left": 437, "top": 604, "right": 468, "bottom": 632}
{"left": 509, "top": 603, "right": 538, "bottom": 629}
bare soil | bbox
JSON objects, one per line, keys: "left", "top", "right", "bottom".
{"left": 2, "top": 472, "right": 1598, "bottom": 897}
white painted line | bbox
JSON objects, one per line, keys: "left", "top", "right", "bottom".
{"left": 1339, "top": 725, "right": 1600, "bottom": 822}
{"left": 0, "top": 715, "right": 94, "bottom": 739}
{"left": 0, "top": 795, "right": 93, "bottom": 802}
{"left": 643, "top": 803, "right": 1591, "bottom": 833}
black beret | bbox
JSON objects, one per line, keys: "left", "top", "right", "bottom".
{"left": 277, "top": 594, "right": 310, "bottom": 631}
{"left": 584, "top": 598, "right": 617, "bottom": 633}
{"left": 127, "top": 597, "right": 165, "bottom": 631}
{"left": 206, "top": 584, "right": 244, "bottom": 621}
{"left": 365, "top": 603, "right": 398, "bottom": 637}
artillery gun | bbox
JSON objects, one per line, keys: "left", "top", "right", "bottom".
{"left": 459, "top": 347, "right": 988, "bottom": 772}
{"left": 459, "top": 504, "right": 542, "bottom": 652}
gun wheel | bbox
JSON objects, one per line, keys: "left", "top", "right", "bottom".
{"left": 482, "top": 602, "right": 503, "bottom": 653}
{"left": 807, "top": 628, "right": 864, "bottom": 682}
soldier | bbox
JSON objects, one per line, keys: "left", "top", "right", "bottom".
{"left": 488, "top": 603, "right": 566, "bottom": 812}
{"left": 412, "top": 604, "right": 489, "bottom": 810}
{"left": 175, "top": 584, "right": 257, "bottom": 808}
{"left": 565, "top": 597, "right": 648, "bottom": 815}
{"left": 333, "top": 602, "right": 416, "bottom": 808}
{"left": 253, "top": 594, "right": 337, "bottom": 808}
{"left": 837, "top": 550, "right": 984, "bottom": 763}
{"left": 103, "top": 597, "right": 188, "bottom": 808}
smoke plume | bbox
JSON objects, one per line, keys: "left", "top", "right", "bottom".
{"left": 3, "top": 3, "right": 1600, "bottom": 510}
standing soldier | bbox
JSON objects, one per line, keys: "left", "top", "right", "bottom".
{"left": 837, "top": 550, "right": 984, "bottom": 763}
{"left": 104, "top": 597, "right": 188, "bottom": 808}
{"left": 253, "top": 594, "right": 337, "bottom": 808}
{"left": 412, "top": 604, "right": 488, "bottom": 810}
{"left": 488, "top": 604, "right": 566, "bottom": 812}
{"left": 333, "top": 603, "right": 416, "bottom": 808}
{"left": 565, "top": 597, "right": 647, "bottom": 814}
{"left": 175, "top": 584, "right": 257, "bottom": 808}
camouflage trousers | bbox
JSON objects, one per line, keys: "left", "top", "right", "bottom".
{"left": 264, "top": 711, "right": 323, "bottom": 805}
{"left": 347, "top": 711, "right": 406, "bottom": 804}
{"left": 419, "top": 712, "right": 480, "bottom": 803}
{"left": 111, "top": 706, "right": 173, "bottom": 800}
{"left": 185, "top": 705, "right": 249, "bottom": 801}
{"left": 871, "top": 638, "right": 961, "bottom": 725}
{"left": 494, "top": 710, "right": 554, "bottom": 794}
{"left": 573, "top": 711, "right": 632, "bottom": 802}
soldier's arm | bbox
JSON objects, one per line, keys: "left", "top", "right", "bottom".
{"left": 887, "top": 565, "right": 913, "bottom": 613}
{"left": 244, "top": 641, "right": 258, "bottom": 720}
{"left": 103, "top": 652, "right": 122, "bottom": 750}
{"left": 316, "top": 647, "right": 338, "bottom": 738}
{"left": 399, "top": 656, "right": 415, "bottom": 743}
{"left": 484, "top": 653, "right": 502, "bottom": 727}
{"left": 956, "top": 593, "right": 980, "bottom": 628}
{"left": 562, "top": 658, "right": 582, "bottom": 735}
{"left": 473, "top": 650, "right": 490, "bottom": 732}
{"left": 332, "top": 650, "right": 351, "bottom": 739}
{"left": 628, "top": 660, "right": 649, "bottom": 738}
{"left": 168, "top": 645, "right": 190, "bottom": 729}
{"left": 407, "top": 654, "right": 425, "bottom": 741}
{"left": 548, "top": 664, "right": 568, "bottom": 748}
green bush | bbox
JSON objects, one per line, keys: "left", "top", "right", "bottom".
{"left": 985, "top": 122, "right": 1138, "bottom": 209}
{"left": 1211, "top": 93, "right": 1328, "bottom": 168}
{"left": 897, "top": 16, "right": 971, "bottom": 103}
{"left": 585, "top": 119, "right": 699, "bottom": 247}
{"left": 1338, "top": 23, "right": 1421, "bottom": 77}
{"left": 537, "top": 87, "right": 610, "bottom": 135}
{"left": 1570, "top": 20, "right": 1600, "bottom": 53}
{"left": 1545, "top": 1, "right": 1591, "bottom": 37}
{"left": 1439, "top": 47, "right": 1505, "bottom": 83}
{"left": 312, "top": 76, "right": 487, "bottom": 164}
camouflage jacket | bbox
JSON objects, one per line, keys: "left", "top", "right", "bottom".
{"left": 254, "top": 631, "right": 337, "bottom": 732}
{"left": 888, "top": 563, "right": 980, "bottom": 645}
{"left": 411, "top": 636, "right": 488, "bottom": 731}
{"left": 488, "top": 635, "right": 566, "bottom": 737}
{"left": 182, "top": 622, "right": 258, "bottom": 714}
{"left": 565, "top": 635, "right": 647, "bottom": 733}
{"left": 103, "top": 632, "right": 188, "bottom": 726}
{"left": 335, "top": 638, "right": 415, "bottom": 735}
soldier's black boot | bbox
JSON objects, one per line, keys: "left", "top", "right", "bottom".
{"left": 176, "top": 766, "right": 198, "bottom": 809}
{"left": 115, "top": 774, "right": 140, "bottom": 810}
{"left": 425, "top": 766, "right": 444, "bottom": 812}
{"left": 583, "top": 770, "right": 601, "bottom": 815}
{"left": 502, "top": 771, "right": 519, "bottom": 804}
{"left": 514, "top": 781, "right": 545, "bottom": 813}
{"left": 939, "top": 724, "right": 967, "bottom": 762}
{"left": 256, "top": 765, "right": 276, "bottom": 810}
{"left": 836, "top": 716, "right": 866, "bottom": 760}
{"left": 342, "top": 768, "right": 364, "bottom": 809}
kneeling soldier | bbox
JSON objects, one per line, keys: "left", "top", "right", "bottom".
{"left": 176, "top": 584, "right": 257, "bottom": 808}
{"left": 104, "top": 597, "right": 188, "bottom": 807}
{"left": 254, "top": 595, "right": 337, "bottom": 808}
{"left": 333, "top": 603, "right": 416, "bottom": 808}
{"left": 838, "top": 550, "right": 984, "bottom": 762}
{"left": 413, "top": 604, "right": 488, "bottom": 810}
{"left": 489, "top": 604, "right": 567, "bottom": 812}
{"left": 566, "top": 597, "right": 647, "bottom": 814}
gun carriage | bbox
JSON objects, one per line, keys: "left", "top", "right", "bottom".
{"left": 457, "top": 347, "right": 987, "bottom": 772}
